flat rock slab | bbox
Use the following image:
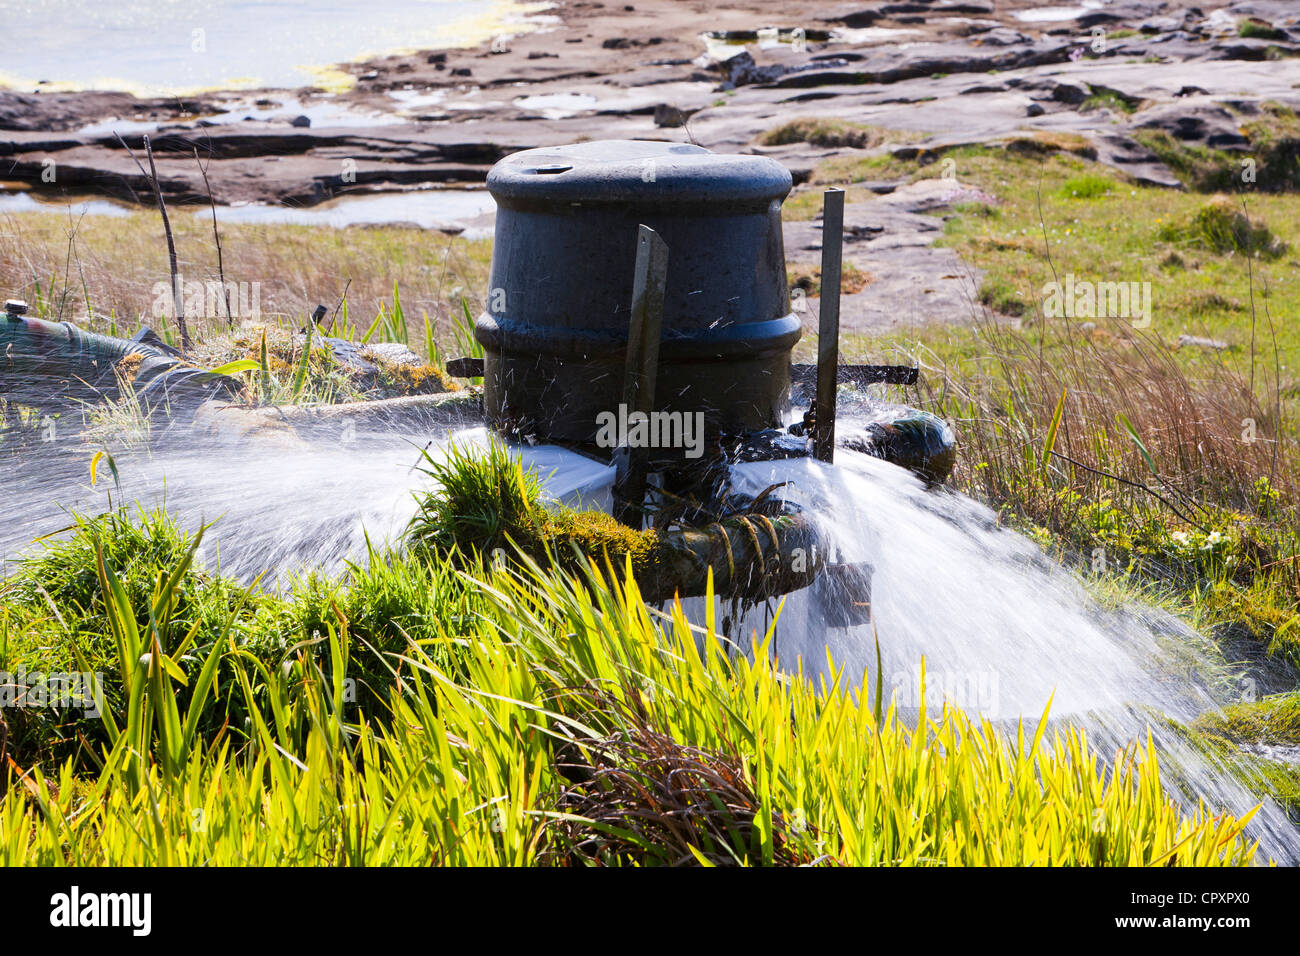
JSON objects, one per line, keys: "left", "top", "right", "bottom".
{"left": 783, "top": 179, "right": 987, "bottom": 334}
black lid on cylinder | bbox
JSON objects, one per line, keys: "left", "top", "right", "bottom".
{"left": 487, "top": 139, "right": 793, "bottom": 205}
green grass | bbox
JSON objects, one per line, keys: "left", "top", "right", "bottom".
{"left": 1134, "top": 104, "right": 1300, "bottom": 193}
{"left": 0, "top": 506, "right": 488, "bottom": 769}
{"left": 1058, "top": 172, "right": 1116, "bottom": 199}
{"left": 1080, "top": 90, "right": 1137, "bottom": 114}
{"left": 1157, "top": 195, "right": 1288, "bottom": 258}
{"left": 861, "top": 145, "right": 1300, "bottom": 369}
{"left": 1194, "top": 692, "right": 1300, "bottom": 748}
{"left": 757, "top": 117, "right": 919, "bottom": 151}
{"left": 403, "top": 438, "right": 663, "bottom": 587}
{"left": 406, "top": 438, "right": 549, "bottom": 560}
{"left": 977, "top": 275, "right": 1029, "bottom": 316}
{"left": 788, "top": 141, "right": 1300, "bottom": 684}
{"left": 1133, "top": 130, "right": 1242, "bottom": 193}
{"left": 1, "top": 200, "right": 488, "bottom": 450}
{"left": 0, "top": 507, "right": 1262, "bottom": 865}
{"left": 1239, "top": 20, "right": 1286, "bottom": 41}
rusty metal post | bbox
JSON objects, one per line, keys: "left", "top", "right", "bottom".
{"left": 814, "top": 187, "right": 844, "bottom": 464}
{"left": 613, "top": 224, "right": 669, "bottom": 528}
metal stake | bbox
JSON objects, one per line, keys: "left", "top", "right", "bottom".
{"left": 814, "top": 187, "right": 844, "bottom": 463}
{"left": 613, "top": 224, "right": 669, "bottom": 528}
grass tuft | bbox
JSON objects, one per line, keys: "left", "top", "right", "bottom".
{"left": 758, "top": 118, "right": 909, "bottom": 150}
{"left": 1059, "top": 172, "right": 1115, "bottom": 199}
{"left": 406, "top": 439, "right": 548, "bottom": 559}
{"left": 1239, "top": 19, "right": 1286, "bottom": 41}
{"left": 977, "top": 276, "right": 1029, "bottom": 316}
{"left": 1158, "top": 195, "right": 1288, "bottom": 258}
{"left": 1193, "top": 692, "right": 1300, "bottom": 748}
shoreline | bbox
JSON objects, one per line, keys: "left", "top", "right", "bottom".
{"left": 0, "top": 0, "right": 545, "bottom": 99}
{"left": 0, "top": 0, "right": 1296, "bottom": 211}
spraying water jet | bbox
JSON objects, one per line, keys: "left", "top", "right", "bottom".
{"left": 3, "top": 141, "right": 1298, "bottom": 861}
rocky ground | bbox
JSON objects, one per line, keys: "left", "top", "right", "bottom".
{"left": 2, "top": 0, "right": 1299, "bottom": 331}
{"left": 784, "top": 177, "right": 999, "bottom": 331}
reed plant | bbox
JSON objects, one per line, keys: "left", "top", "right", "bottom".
{"left": 0, "top": 508, "right": 1262, "bottom": 866}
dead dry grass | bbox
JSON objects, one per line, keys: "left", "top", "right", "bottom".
{"left": 545, "top": 720, "right": 812, "bottom": 867}
{"left": 0, "top": 205, "right": 493, "bottom": 351}
{"left": 912, "top": 313, "right": 1296, "bottom": 540}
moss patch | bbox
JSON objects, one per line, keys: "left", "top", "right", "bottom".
{"left": 114, "top": 352, "right": 144, "bottom": 385}
{"left": 547, "top": 509, "right": 661, "bottom": 579}
{"left": 1192, "top": 693, "right": 1300, "bottom": 748}
{"left": 1239, "top": 19, "right": 1286, "bottom": 41}
{"left": 364, "top": 352, "right": 458, "bottom": 396}
{"left": 1080, "top": 89, "right": 1138, "bottom": 114}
